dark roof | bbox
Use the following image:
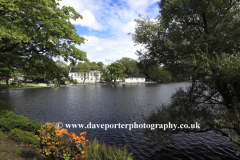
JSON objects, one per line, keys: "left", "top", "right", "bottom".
{"left": 126, "top": 73, "right": 146, "bottom": 78}
{"left": 69, "top": 68, "right": 97, "bottom": 73}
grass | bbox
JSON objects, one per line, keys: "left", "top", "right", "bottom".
{"left": 0, "top": 82, "right": 48, "bottom": 90}
{"left": 83, "top": 138, "right": 133, "bottom": 160}
{"left": 0, "top": 100, "right": 49, "bottom": 159}
{"left": 0, "top": 130, "right": 51, "bottom": 160}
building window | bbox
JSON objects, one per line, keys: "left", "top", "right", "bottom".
{"left": 74, "top": 74, "right": 76, "bottom": 76}
{"left": 91, "top": 78, "right": 93, "bottom": 80}
{"left": 130, "top": 78, "right": 133, "bottom": 80}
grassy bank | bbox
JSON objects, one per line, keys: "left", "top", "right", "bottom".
{"left": 0, "top": 100, "right": 133, "bottom": 160}
{"left": 0, "top": 82, "right": 48, "bottom": 90}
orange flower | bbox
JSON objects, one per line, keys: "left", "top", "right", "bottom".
{"left": 75, "top": 154, "right": 80, "bottom": 158}
{"left": 80, "top": 132, "right": 86, "bottom": 136}
{"left": 55, "top": 130, "right": 63, "bottom": 137}
{"left": 42, "top": 130, "right": 46, "bottom": 134}
{"left": 81, "top": 151, "right": 85, "bottom": 155}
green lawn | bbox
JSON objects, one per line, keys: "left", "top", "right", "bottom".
{"left": 0, "top": 82, "right": 48, "bottom": 90}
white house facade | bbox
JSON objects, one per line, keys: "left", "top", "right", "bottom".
{"left": 69, "top": 68, "right": 103, "bottom": 83}
{"left": 123, "top": 74, "right": 146, "bottom": 83}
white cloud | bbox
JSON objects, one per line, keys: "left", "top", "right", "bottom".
{"left": 58, "top": 0, "right": 159, "bottom": 64}
{"left": 122, "top": 21, "right": 136, "bottom": 34}
{"left": 77, "top": 36, "right": 144, "bottom": 65}
{"left": 70, "top": 10, "right": 103, "bottom": 31}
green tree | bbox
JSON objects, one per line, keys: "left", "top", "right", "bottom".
{"left": 130, "top": 0, "right": 240, "bottom": 154}
{"left": 76, "top": 62, "right": 92, "bottom": 83}
{"left": 0, "top": 0, "right": 87, "bottom": 89}
{"left": 147, "top": 66, "right": 172, "bottom": 83}
{"left": 97, "top": 62, "right": 104, "bottom": 69}
{"left": 56, "top": 60, "right": 68, "bottom": 71}
{"left": 116, "top": 57, "right": 139, "bottom": 74}
{"left": 0, "top": 67, "right": 13, "bottom": 86}
{"left": 91, "top": 62, "right": 103, "bottom": 83}
{"left": 104, "top": 62, "right": 125, "bottom": 84}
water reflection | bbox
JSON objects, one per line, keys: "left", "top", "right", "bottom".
{"left": 0, "top": 83, "right": 239, "bottom": 160}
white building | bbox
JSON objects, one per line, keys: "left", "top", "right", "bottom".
{"left": 123, "top": 74, "right": 146, "bottom": 83}
{"left": 69, "top": 68, "right": 103, "bottom": 83}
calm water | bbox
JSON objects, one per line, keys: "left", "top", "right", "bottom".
{"left": 0, "top": 82, "right": 239, "bottom": 160}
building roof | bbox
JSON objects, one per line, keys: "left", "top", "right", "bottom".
{"left": 125, "top": 73, "right": 146, "bottom": 78}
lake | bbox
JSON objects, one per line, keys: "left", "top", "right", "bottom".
{"left": 0, "top": 82, "right": 239, "bottom": 160}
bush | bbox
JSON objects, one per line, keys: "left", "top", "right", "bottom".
{"left": 0, "top": 99, "right": 12, "bottom": 111}
{"left": 0, "top": 111, "right": 42, "bottom": 133}
{"left": 60, "top": 80, "right": 65, "bottom": 85}
{"left": 73, "top": 79, "right": 77, "bottom": 84}
{"left": 39, "top": 122, "right": 87, "bottom": 159}
{"left": 83, "top": 138, "right": 133, "bottom": 160}
{"left": 8, "top": 128, "right": 40, "bottom": 148}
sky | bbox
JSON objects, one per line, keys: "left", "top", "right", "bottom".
{"left": 57, "top": 0, "right": 160, "bottom": 65}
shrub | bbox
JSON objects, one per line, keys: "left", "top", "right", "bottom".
{"left": 83, "top": 138, "right": 133, "bottom": 160}
{"left": 73, "top": 79, "right": 77, "bottom": 85}
{"left": 0, "top": 111, "right": 42, "bottom": 133}
{"left": 39, "top": 122, "right": 87, "bottom": 160}
{"left": 60, "top": 80, "right": 65, "bottom": 85}
{"left": 0, "top": 128, "right": 7, "bottom": 138}
{"left": 8, "top": 128, "right": 40, "bottom": 148}
{"left": 0, "top": 99, "right": 12, "bottom": 111}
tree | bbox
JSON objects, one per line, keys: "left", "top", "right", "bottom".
{"left": 103, "top": 62, "right": 125, "bottom": 84}
{"left": 91, "top": 62, "right": 103, "bottom": 83}
{"left": 130, "top": 0, "right": 240, "bottom": 154}
{"left": 0, "top": 0, "right": 87, "bottom": 88}
{"left": 146, "top": 66, "right": 172, "bottom": 83}
{"left": 75, "top": 62, "right": 92, "bottom": 83}
{"left": 97, "top": 62, "right": 104, "bottom": 69}
{"left": 56, "top": 60, "right": 68, "bottom": 71}
{"left": 116, "top": 57, "right": 139, "bottom": 74}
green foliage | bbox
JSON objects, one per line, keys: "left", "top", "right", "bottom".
{"left": 0, "top": 99, "right": 12, "bottom": 111}
{"left": 104, "top": 62, "right": 125, "bottom": 84}
{"left": 75, "top": 62, "right": 93, "bottom": 83}
{"left": 130, "top": 0, "right": 240, "bottom": 155}
{"left": 116, "top": 57, "right": 139, "bottom": 74}
{"left": 56, "top": 60, "right": 68, "bottom": 71}
{"left": 0, "top": 111, "right": 42, "bottom": 133}
{"left": 172, "top": 73, "right": 183, "bottom": 82}
{"left": 73, "top": 79, "right": 78, "bottom": 84}
{"left": 8, "top": 128, "right": 40, "bottom": 149}
{"left": 0, "top": 128, "right": 7, "bottom": 138}
{"left": 83, "top": 138, "right": 133, "bottom": 160}
{"left": 0, "top": 0, "right": 87, "bottom": 87}
{"left": 147, "top": 67, "right": 172, "bottom": 83}
{"left": 97, "top": 62, "right": 104, "bottom": 70}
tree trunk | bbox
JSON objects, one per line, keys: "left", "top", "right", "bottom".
{"left": 6, "top": 78, "right": 9, "bottom": 87}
